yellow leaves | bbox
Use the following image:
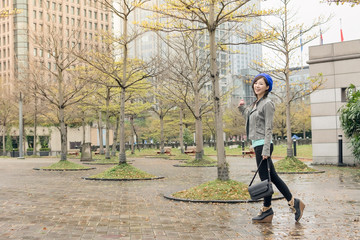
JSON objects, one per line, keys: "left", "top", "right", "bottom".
{"left": 323, "top": 0, "right": 360, "bottom": 7}
{"left": 0, "top": 8, "right": 22, "bottom": 18}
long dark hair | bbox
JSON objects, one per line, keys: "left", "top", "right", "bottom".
{"left": 252, "top": 75, "right": 270, "bottom": 99}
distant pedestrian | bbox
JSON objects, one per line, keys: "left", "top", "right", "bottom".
{"left": 238, "top": 73, "right": 305, "bottom": 223}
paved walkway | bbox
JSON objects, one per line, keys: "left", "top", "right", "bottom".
{"left": 0, "top": 156, "right": 359, "bottom": 240}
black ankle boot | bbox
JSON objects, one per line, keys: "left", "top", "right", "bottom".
{"left": 252, "top": 207, "right": 274, "bottom": 223}
{"left": 289, "top": 198, "right": 305, "bottom": 222}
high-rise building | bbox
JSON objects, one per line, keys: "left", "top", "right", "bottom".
{"left": 0, "top": 0, "right": 112, "bottom": 96}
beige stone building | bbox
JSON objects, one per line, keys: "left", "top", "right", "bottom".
{"left": 0, "top": 0, "right": 113, "bottom": 152}
{"left": 4, "top": 125, "right": 113, "bottom": 154}
{"left": 308, "top": 40, "right": 360, "bottom": 165}
{"left": 1, "top": 0, "right": 112, "bottom": 95}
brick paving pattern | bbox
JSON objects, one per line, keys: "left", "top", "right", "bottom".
{"left": 0, "top": 156, "right": 359, "bottom": 239}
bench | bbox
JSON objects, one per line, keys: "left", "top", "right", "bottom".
{"left": 184, "top": 146, "right": 196, "bottom": 154}
{"left": 94, "top": 148, "right": 101, "bottom": 155}
{"left": 242, "top": 150, "right": 255, "bottom": 158}
{"left": 68, "top": 149, "right": 80, "bottom": 156}
{"left": 156, "top": 147, "right": 172, "bottom": 155}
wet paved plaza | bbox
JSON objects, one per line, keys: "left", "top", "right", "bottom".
{"left": 0, "top": 156, "right": 359, "bottom": 240}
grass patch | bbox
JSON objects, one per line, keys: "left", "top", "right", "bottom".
{"left": 204, "top": 146, "right": 251, "bottom": 156}
{"left": 272, "top": 144, "right": 312, "bottom": 159}
{"left": 179, "top": 155, "right": 217, "bottom": 167}
{"left": 88, "top": 144, "right": 313, "bottom": 160}
{"left": 89, "top": 163, "right": 156, "bottom": 179}
{"left": 144, "top": 154, "right": 170, "bottom": 159}
{"left": 41, "top": 160, "right": 89, "bottom": 170}
{"left": 172, "top": 179, "right": 251, "bottom": 200}
{"left": 91, "top": 158, "right": 118, "bottom": 164}
{"left": 125, "top": 148, "right": 160, "bottom": 157}
{"left": 169, "top": 153, "right": 192, "bottom": 160}
{"left": 274, "top": 156, "right": 317, "bottom": 172}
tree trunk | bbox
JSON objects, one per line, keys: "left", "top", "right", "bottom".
{"left": 130, "top": 115, "right": 135, "bottom": 155}
{"left": 33, "top": 95, "right": 37, "bottom": 156}
{"left": 286, "top": 99, "right": 293, "bottom": 157}
{"left": 119, "top": 88, "right": 126, "bottom": 164}
{"left": 303, "top": 126, "right": 306, "bottom": 139}
{"left": 60, "top": 107, "right": 67, "bottom": 161}
{"left": 2, "top": 124, "right": 6, "bottom": 155}
{"left": 213, "top": 134, "right": 216, "bottom": 150}
{"left": 98, "top": 111, "right": 105, "bottom": 155}
{"left": 160, "top": 115, "right": 165, "bottom": 154}
{"left": 179, "top": 108, "right": 184, "bottom": 154}
{"left": 195, "top": 116, "right": 204, "bottom": 160}
{"left": 105, "top": 87, "right": 111, "bottom": 159}
{"left": 82, "top": 114, "right": 86, "bottom": 144}
{"left": 193, "top": 33, "right": 203, "bottom": 160}
{"left": 209, "top": 3, "right": 228, "bottom": 180}
{"left": 111, "top": 115, "right": 119, "bottom": 156}
{"left": 58, "top": 71, "right": 67, "bottom": 161}
{"left": 284, "top": 3, "right": 293, "bottom": 158}
{"left": 119, "top": 7, "right": 128, "bottom": 164}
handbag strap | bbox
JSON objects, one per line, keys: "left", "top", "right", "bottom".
{"left": 249, "top": 158, "right": 271, "bottom": 187}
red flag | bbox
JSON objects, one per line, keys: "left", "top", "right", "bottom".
{"left": 340, "top": 29, "right": 344, "bottom": 42}
{"left": 320, "top": 28, "right": 324, "bottom": 45}
{"left": 340, "top": 19, "right": 344, "bottom": 42}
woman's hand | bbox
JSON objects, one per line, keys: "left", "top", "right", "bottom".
{"left": 238, "top": 99, "right": 245, "bottom": 107}
{"left": 262, "top": 155, "right": 269, "bottom": 160}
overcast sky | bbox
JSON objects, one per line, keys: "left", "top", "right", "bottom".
{"left": 262, "top": 0, "right": 360, "bottom": 66}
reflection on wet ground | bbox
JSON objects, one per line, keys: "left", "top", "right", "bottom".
{"left": 0, "top": 156, "right": 359, "bottom": 239}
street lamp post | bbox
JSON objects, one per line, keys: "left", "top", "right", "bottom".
{"left": 18, "top": 92, "right": 24, "bottom": 159}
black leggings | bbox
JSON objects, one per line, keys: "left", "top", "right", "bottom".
{"left": 254, "top": 144, "right": 292, "bottom": 207}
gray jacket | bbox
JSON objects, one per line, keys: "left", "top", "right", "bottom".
{"left": 238, "top": 97, "right": 275, "bottom": 156}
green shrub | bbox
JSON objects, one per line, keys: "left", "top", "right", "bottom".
{"left": 40, "top": 147, "right": 50, "bottom": 151}
{"left": 339, "top": 84, "right": 360, "bottom": 162}
{"left": 183, "top": 128, "right": 194, "bottom": 145}
{"left": 5, "top": 135, "right": 13, "bottom": 151}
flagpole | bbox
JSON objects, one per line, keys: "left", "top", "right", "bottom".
{"left": 300, "top": 28, "right": 303, "bottom": 70}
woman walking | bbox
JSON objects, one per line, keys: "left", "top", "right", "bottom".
{"left": 238, "top": 73, "right": 305, "bottom": 223}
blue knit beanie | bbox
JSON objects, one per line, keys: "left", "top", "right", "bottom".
{"left": 253, "top": 73, "right": 273, "bottom": 92}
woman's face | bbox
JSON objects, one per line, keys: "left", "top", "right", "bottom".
{"left": 253, "top": 78, "right": 269, "bottom": 98}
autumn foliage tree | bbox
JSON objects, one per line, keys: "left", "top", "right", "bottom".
{"left": 78, "top": 0, "right": 154, "bottom": 164}
{"left": 0, "top": 92, "right": 16, "bottom": 155}
{"left": 256, "top": 0, "right": 330, "bottom": 157}
{"left": 147, "top": 0, "right": 273, "bottom": 180}
{"left": 160, "top": 30, "right": 213, "bottom": 160}
{"left": 27, "top": 22, "right": 97, "bottom": 161}
{"left": 293, "top": 101, "right": 311, "bottom": 139}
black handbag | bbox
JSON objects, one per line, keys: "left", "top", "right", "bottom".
{"left": 248, "top": 158, "right": 274, "bottom": 200}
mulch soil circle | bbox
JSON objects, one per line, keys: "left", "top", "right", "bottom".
{"left": 163, "top": 194, "right": 285, "bottom": 204}
{"left": 82, "top": 162, "right": 118, "bottom": 165}
{"left": 173, "top": 164, "right": 216, "bottom": 167}
{"left": 82, "top": 176, "right": 165, "bottom": 181}
{"left": 33, "top": 167, "right": 96, "bottom": 171}
{"left": 251, "top": 170, "right": 325, "bottom": 174}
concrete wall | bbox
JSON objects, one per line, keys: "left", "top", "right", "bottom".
{"left": 308, "top": 40, "right": 360, "bottom": 165}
